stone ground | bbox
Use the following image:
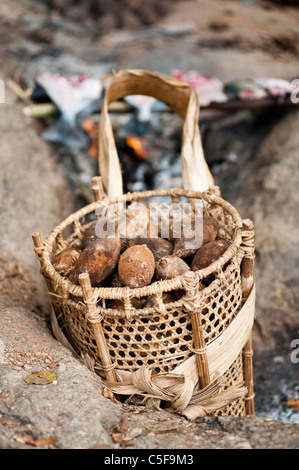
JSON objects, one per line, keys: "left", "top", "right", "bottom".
{"left": 0, "top": 0, "right": 299, "bottom": 449}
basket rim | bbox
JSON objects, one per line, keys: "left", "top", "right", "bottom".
{"left": 36, "top": 187, "right": 245, "bottom": 299}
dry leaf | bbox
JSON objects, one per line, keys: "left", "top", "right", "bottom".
{"left": 111, "top": 432, "right": 133, "bottom": 446}
{"left": 286, "top": 399, "right": 299, "bottom": 411}
{"left": 145, "top": 426, "right": 179, "bottom": 434}
{"left": 110, "top": 417, "right": 143, "bottom": 446}
{"left": 14, "top": 433, "right": 33, "bottom": 444}
{"left": 103, "top": 387, "right": 115, "bottom": 401}
{"left": 110, "top": 416, "right": 133, "bottom": 447}
{"left": 110, "top": 416, "right": 128, "bottom": 435}
{"left": 13, "top": 434, "right": 54, "bottom": 448}
{"left": 122, "top": 427, "right": 143, "bottom": 441}
{"left": 27, "top": 436, "right": 55, "bottom": 448}
{"left": 89, "top": 443, "right": 115, "bottom": 449}
{"left": 25, "top": 370, "right": 57, "bottom": 385}
{"left": 118, "top": 416, "right": 129, "bottom": 434}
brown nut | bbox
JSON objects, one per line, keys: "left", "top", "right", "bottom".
{"left": 155, "top": 255, "right": 190, "bottom": 281}
{"left": 191, "top": 239, "right": 231, "bottom": 272}
{"left": 165, "top": 215, "right": 189, "bottom": 244}
{"left": 52, "top": 247, "right": 81, "bottom": 277}
{"left": 81, "top": 217, "right": 118, "bottom": 250}
{"left": 117, "top": 205, "right": 150, "bottom": 241}
{"left": 203, "top": 215, "right": 219, "bottom": 241}
{"left": 109, "top": 298, "right": 144, "bottom": 310}
{"left": 101, "top": 267, "right": 124, "bottom": 288}
{"left": 81, "top": 221, "right": 97, "bottom": 250}
{"left": 118, "top": 244, "right": 155, "bottom": 288}
{"left": 110, "top": 270, "right": 124, "bottom": 288}
{"left": 70, "top": 237, "right": 121, "bottom": 286}
{"left": 143, "top": 292, "right": 175, "bottom": 309}
{"left": 173, "top": 216, "right": 219, "bottom": 258}
{"left": 128, "top": 236, "right": 173, "bottom": 261}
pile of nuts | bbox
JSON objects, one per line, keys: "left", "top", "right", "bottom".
{"left": 52, "top": 204, "right": 231, "bottom": 297}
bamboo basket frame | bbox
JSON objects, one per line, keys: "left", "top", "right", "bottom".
{"left": 32, "top": 70, "right": 255, "bottom": 418}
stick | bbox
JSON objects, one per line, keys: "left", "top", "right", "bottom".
{"left": 241, "top": 220, "right": 255, "bottom": 298}
{"left": 32, "top": 231, "right": 55, "bottom": 295}
{"left": 241, "top": 219, "right": 255, "bottom": 415}
{"left": 91, "top": 176, "right": 104, "bottom": 202}
{"left": 6, "top": 79, "right": 32, "bottom": 104}
{"left": 32, "top": 231, "right": 43, "bottom": 249}
{"left": 92, "top": 176, "right": 105, "bottom": 221}
{"left": 184, "top": 272, "right": 211, "bottom": 388}
{"left": 191, "top": 312, "right": 211, "bottom": 388}
{"left": 78, "top": 273, "right": 116, "bottom": 383}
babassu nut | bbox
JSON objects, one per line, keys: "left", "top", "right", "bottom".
{"left": 155, "top": 255, "right": 190, "bottom": 280}
{"left": 109, "top": 298, "right": 144, "bottom": 310}
{"left": 144, "top": 292, "right": 175, "bottom": 308}
{"left": 191, "top": 239, "right": 231, "bottom": 271}
{"left": 52, "top": 247, "right": 81, "bottom": 276}
{"left": 173, "top": 216, "right": 219, "bottom": 258}
{"left": 81, "top": 217, "right": 118, "bottom": 250}
{"left": 128, "top": 236, "right": 173, "bottom": 261}
{"left": 70, "top": 237, "right": 121, "bottom": 286}
{"left": 81, "top": 221, "right": 97, "bottom": 250}
{"left": 118, "top": 244, "right": 155, "bottom": 288}
{"left": 117, "top": 205, "right": 150, "bottom": 241}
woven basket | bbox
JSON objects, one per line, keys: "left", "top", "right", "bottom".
{"left": 33, "top": 70, "right": 256, "bottom": 419}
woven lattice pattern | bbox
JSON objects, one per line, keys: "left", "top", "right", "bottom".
{"left": 213, "top": 353, "right": 247, "bottom": 416}
{"left": 53, "top": 300, "right": 98, "bottom": 361}
{"left": 53, "top": 300, "right": 194, "bottom": 374}
{"left": 103, "top": 310, "right": 193, "bottom": 374}
{"left": 201, "top": 268, "right": 242, "bottom": 342}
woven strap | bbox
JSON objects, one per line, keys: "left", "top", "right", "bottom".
{"left": 98, "top": 69, "right": 214, "bottom": 198}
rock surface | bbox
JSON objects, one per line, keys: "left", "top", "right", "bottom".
{"left": 0, "top": 85, "right": 74, "bottom": 314}
{"left": 234, "top": 108, "right": 299, "bottom": 354}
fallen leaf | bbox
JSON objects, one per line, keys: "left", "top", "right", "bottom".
{"left": 122, "top": 427, "right": 143, "bottom": 441}
{"left": 14, "top": 434, "right": 54, "bottom": 448}
{"left": 121, "top": 404, "right": 147, "bottom": 414}
{"left": 25, "top": 370, "right": 57, "bottom": 385}
{"left": 28, "top": 436, "right": 55, "bottom": 448}
{"left": 145, "top": 426, "right": 179, "bottom": 434}
{"left": 126, "top": 136, "right": 149, "bottom": 160}
{"left": 110, "top": 416, "right": 128, "bottom": 435}
{"left": 103, "top": 387, "right": 115, "bottom": 401}
{"left": 111, "top": 432, "right": 133, "bottom": 446}
{"left": 286, "top": 399, "right": 299, "bottom": 411}
{"left": 118, "top": 416, "right": 129, "bottom": 434}
{"left": 89, "top": 443, "right": 115, "bottom": 449}
{"left": 110, "top": 416, "right": 133, "bottom": 447}
{"left": 14, "top": 433, "right": 32, "bottom": 444}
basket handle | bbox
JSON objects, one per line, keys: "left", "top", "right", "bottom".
{"left": 98, "top": 69, "right": 214, "bottom": 198}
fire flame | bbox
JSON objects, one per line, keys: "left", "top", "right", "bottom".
{"left": 126, "top": 136, "right": 148, "bottom": 160}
